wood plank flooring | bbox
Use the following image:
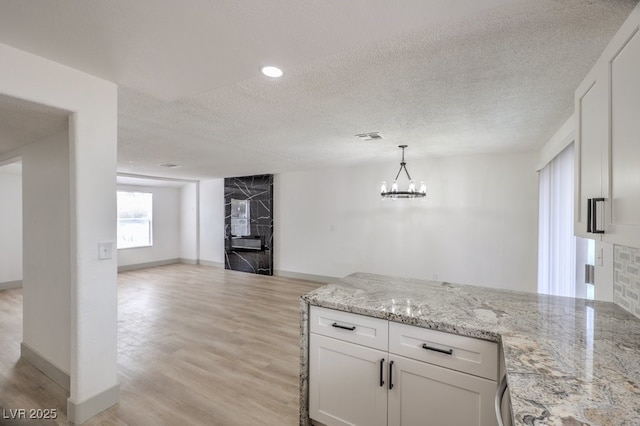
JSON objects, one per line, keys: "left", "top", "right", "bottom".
{"left": 0, "top": 264, "right": 324, "bottom": 425}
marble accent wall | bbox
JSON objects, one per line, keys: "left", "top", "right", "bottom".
{"left": 224, "top": 174, "right": 273, "bottom": 275}
{"left": 614, "top": 244, "right": 640, "bottom": 318}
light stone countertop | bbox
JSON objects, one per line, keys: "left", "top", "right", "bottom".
{"left": 300, "top": 272, "right": 640, "bottom": 426}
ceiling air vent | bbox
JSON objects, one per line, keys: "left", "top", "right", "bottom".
{"left": 159, "top": 163, "right": 180, "bottom": 168}
{"left": 355, "top": 132, "right": 383, "bottom": 141}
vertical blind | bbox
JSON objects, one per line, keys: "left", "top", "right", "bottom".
{"left": 538, "top": 143, "right": 576, "bottom": 297}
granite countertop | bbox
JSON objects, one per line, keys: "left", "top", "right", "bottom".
{"left": 301, "top": 272, "right": 640, "bottom": 426}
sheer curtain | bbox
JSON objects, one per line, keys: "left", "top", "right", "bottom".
{"left": 538, "top": 143, "right": 576, "bottom": 297}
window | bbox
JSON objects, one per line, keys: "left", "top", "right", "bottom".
{"left": 117, "top": 191, "right": 153, "bottom": 249}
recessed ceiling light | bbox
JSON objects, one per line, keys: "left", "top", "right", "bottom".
{"left": 261, "top": 66, "right": 283, "bottom": 78}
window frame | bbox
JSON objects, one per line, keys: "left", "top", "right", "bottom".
{"left": 117, "top": 190, "right": 153, "bottom": 250}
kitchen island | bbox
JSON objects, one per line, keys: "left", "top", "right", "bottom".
{"left": 300, "top": 272, "right": 640, "bottom": 425}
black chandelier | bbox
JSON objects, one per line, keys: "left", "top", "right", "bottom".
{"left": 380, "top": 145, "right": 426, "bottom": 199}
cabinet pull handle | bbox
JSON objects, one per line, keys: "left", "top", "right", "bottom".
{"left": 422, "top": 343, "right": 453, "bottom": 355}
{"left": 495, "top": 374, "right": 509, "bottom": 426}
{"left": 331, "top": 322, "right": 356, "bottom": 331}
{"left": 587, "top": 197, "right": 593, "bottom": 233}
{"left": 388, "top": 360, "right": 394, "bottom": 390}
{"left": 379, "top": 358, "right": 385, "bottom": 387}
{"left": 592, "top": 198, "right": 605, "bottom": 234}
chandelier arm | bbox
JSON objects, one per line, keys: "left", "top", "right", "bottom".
{"left": 403, "top": 164, "right": 413, "bottom": 181}
{"left": 394, "top": 165, "right": 404, "bottom": 181}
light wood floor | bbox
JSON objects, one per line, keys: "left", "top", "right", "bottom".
{"left": 0, "top": 264, "right": 324, "bottom": 425}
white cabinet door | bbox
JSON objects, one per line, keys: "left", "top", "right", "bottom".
{"left": 309, "top": 333, "right": 387, "bottom": 426}
{"left": 606, "top": 25, "right": 640, "bottom": 247}
{"left": 574, "top": 62, "right": 608, "bottom": 239}
{"left": 387, "top": 354, "right": 497, "bottom": 426}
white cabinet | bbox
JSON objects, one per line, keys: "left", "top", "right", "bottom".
{"left": 574, "top": 4, "right": 640, "bottom": 247}
{"left": 308, "top": 306, "right": 499, "bottom": 426}
{"left": 574, "top": 62, "right": 608, "bottom": 239}
{"left": 387, "top": 354, "right": 497, "bottom": 426}
{"left": 309, "top": 334, "right": 387, "bottom": 426}
{"left": 606, "top": 20, "right": 640, "bottom": 247}
{"left": 309, "top": 307, "right": 389, "bottom": 425}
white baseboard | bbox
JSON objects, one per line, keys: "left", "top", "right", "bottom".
{"left": 118, "top": 259, "right": 180, "bottom": 272}
{"left": 274, "top": 270, "right": 336, "bottom": 284}
{"left": 179, "top": 258, "right": 198, "bottom": 265}
{"left": 199, "top": 259, "right": 224, "bottom": 268}
{"left": 21, "top": 342, "right": 70, "bottom": 391}
{"left": 0, "top": 280, "right": 23, "bottom": 290}
{"left": 67, "top": 383, "right": 120, "bottom": 424}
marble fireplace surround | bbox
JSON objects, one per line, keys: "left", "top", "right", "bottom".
{"left": 224, "top": 174, "right": 273, "bottom": 275}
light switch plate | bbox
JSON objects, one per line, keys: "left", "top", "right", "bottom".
{"left": 98, "top": 242, "right": 114, "bottom": 260}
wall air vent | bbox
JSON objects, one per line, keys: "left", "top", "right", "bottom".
{"left": 355, "top": 132, "right": 383, "bottom": 141}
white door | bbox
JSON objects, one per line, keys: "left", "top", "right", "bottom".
{"left": 387, "top": 354, "right": 497, "bottom": 426}
{"left": 309, "top": 333, "right": 387, "bottom": 426}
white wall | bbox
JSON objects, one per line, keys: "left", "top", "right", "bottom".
{"left": 180, "top": 183, "right": 199, "bottom": 262}
{"left": 275, "top": 151, "right": 539, "bottom": 292}
{"left": 117, "top": 184, "right": 181, "bottom": 267}
{"left": 199, "top": 178, "right": 225, "bottom": 265}
{"left": 21, "top": 130, "right": 71, "bottom": 373}
{"left": 0, "top": 165, "right": 22, "bottom": 284}
{"left": 0, "top": 42, "right": 118, "bottom": 419}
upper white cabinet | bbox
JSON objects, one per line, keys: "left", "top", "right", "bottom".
{"left": 574, "top": 62, "right": 608, "bottom": 239}
{"left": 575, "top": 3, "right": 640, "bottom": 247}
{"left": 607, "top": 21, "right": 640, "bottom": 247}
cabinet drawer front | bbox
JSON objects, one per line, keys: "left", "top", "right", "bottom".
{"left": 310, "top": 306, "right": 388, "bottom": 351}
{"left": 389, "top": 322, "right": 498, "bottom": 380}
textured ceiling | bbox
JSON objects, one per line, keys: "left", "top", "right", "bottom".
{"left": 0, "top": 0, "right": 638, "bottom": 179}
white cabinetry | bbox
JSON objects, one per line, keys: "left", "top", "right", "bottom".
{"left": 310, "top": 334, "right": 387, "bottom": 426}
{"left": 575, "top": 4, "right": 640, "bottom": 247}
{"left": 309, "top": 307, "right": 388, "bottom": 426}
{"left": 387, "top": 354, "right": 497, "bottom": 426}
{"left": 308, "top": 306, "right": 499, "bottom": 426}
{"left": 606, "top": 20, "right": 640, "bottom": 247}
{"left": 574, "top": 63, "right": 608, "bottom": 239}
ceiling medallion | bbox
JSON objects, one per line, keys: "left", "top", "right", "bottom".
{"left": 380, "top": 145, "right": 426, "bottom": 199}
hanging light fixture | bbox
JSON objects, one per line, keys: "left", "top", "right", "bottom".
{"left": 380, "top": 145, "right": 426, "bottom": 199}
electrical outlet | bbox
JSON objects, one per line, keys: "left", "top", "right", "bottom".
{"left": 98, "top": 242, "right": 113, "bottom": 260}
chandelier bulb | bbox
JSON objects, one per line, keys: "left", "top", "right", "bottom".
{"left": 419, "top": 181, "right": 426, "bottom": 194}
{"left": 408, "top": 180, "right": 415, "bottom": 193}
{"left": 391, "top": 181, "right": 399, "bottom": 193}
{"left": 381, "top": 181, "right": 387, "bottom": 194}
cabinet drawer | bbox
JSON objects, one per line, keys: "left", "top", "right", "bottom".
{"left": 310, "top": 306, "right": 388, "bottom": 351}
{"left": 389, "top": 322, "right": 498, "bottom": 381}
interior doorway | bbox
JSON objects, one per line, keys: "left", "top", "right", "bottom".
{"left": 0, "top": 159, "right": 22, "bottom": 291}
